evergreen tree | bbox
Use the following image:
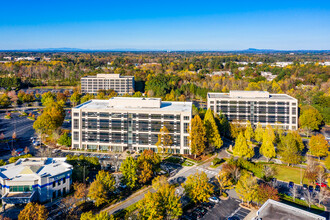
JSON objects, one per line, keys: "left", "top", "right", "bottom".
{"left": 204, "top": 109, "right": 223, "bottom": 151}
{"left": 189, "top": 115, "right": 207, "bottom": 158}
{"left": 233, "top": 132, "right": 254, "bottom": 159}
{"left": 120, "top": 156, "right": 138, "bottom": 189}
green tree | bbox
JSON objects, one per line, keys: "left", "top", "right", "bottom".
{"left": 299, "top": 106, "right": 323, "bottom": 136}
{"left": 235, "top": 172, "right": 258, "bottom": 205}
{"left": 254, "top": 123, "right": 264, "bottom": 142}
{"left": 189, "top": 115, "right": 207, "bottom": 158}
{"left": 183, "top": 172, "right": 214, "bottom": 203}
{"left": 0, "top": 94, "right": 11, "bottom": 108}
{"left": 33, "top": 102, "right": 65, "bottom": 135}
{"left": 120, "top": 156, "right": 138, "bottom": 189}
{"left": 233, "top": 132, "right": 254, "bottom": 159}
{"left": 278, "top": 133, "right": 302, "bottom": 165}
{"left": 156, "top": 126, "right": 173, "bottom": 154}
{"left": 41, "top": 91, "right": 55, "bottom": 106}
{"left": 0, "top": 159, "right": 6, "bottom": 166}
{"left": 244, "top": 121, "right": 254, "bottom": 141}
{"left": 137, "top": 181, "right": 182, "bottom": 220}
{"left": 95, "top": 170, "right": 116, "bottom": 191}
{"left": 18, "top": 202, "right": 48, "bottom": 220}
{"left": 309, "top": 134, "right": 329, "bottom": 160}
{"left": 88, "top": 180, "right": 108, "bottom": 207}
{"left": 70, "top": 92, "right": 81, "bottom": 106}
{"left": 81, "top": 93, "right": 95, "bottom": 103}
{"left": 216, "top": 112, "right": 230, "bottom": 138}
{"left": 260, "top": 125, "right": 276, "bottom": 162}
{"left": 57, "top": 132, "right": 71, "bottom": 147}
{"left": 204, "top": 109, "right": 223, "bottom": 151}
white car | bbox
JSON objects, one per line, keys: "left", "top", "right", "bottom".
{"left": 209, "top": 196, "right": 220, "bottom": 203}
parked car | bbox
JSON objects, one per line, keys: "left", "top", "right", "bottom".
{"left": 289, "top": 181, "right": 294, "bottom": 188}
{"left": 316, "top": 182, "right": 328, "bottom": 188}
{"left": 303, "top": 184, "right": 308, "bottom": 190}
{"left": 209, "top": 196, "right": 220, "bottom": 203}
{"left": 315, "top": 185, "right": 320, "bottom": 192}
{"left": 308, "top": 185, "right": 314, "bottom": 192}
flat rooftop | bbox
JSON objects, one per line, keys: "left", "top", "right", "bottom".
{"left": 0, "top": 158, "right": 72, "bottom": 181}
{"left": 74, "top": 97, "right": 192, "bottom": 113}
{"left": 82, "top": 73, "right": 133, "bottom": 79}
{"left": 256, "top": 199, "right": 325, "bottom": 220}
{"left": 208, "top": 90, "right": 296, "bottom": 101}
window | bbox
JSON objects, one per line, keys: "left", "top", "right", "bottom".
{"left": 63, "top": 178, "right": 66, "bottom": 184}
{"left": 184, "top": 136, "right": 189, "bottom": 147}
{"left": 100, "top": 112, "right": 110, "bottom": 117}
{"left": 74, "top": 113, "right": 79, "bottom": 117}
{"left": 292, "top": 107, "right": 296, "bottom": 115}
{"left": 164, "top": 114, "right": 175, "bottom": 120}
{"left": 88, "top": 112, "right": 98, "bottom": 117}
{"left": 58, "top": 180, "right": 61, "bottom": 186}
{"left": 184, "top": 116, "right": 190, "bottom": 121}
{"left": 73, "top": 132, "right": 79, "bottom": 141}
{"left": 53, "top": 182, "right": 56, "bottom": 187}
{"left": 184, "top": 123, "right": 189, "bottom": 134}
{"left": 10, "top": 185, "right": 32, "bottom": 192}
{"left": 73, "top": 119, "right": 79, "bottom": 129}
{"left": 151, "top": 114, "right": 161, "bottom": 119}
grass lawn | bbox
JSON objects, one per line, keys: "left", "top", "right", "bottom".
{"left": 270, "top": 164, "right": 308, "bottom": 185}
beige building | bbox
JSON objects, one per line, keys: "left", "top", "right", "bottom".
{"left": 207, "top": 91, "right": 298, "bottom": 130}
{"left": 72, "top": 97, "right": 192, "bottom": 154}
{"left": 81, "top": 74, "right": 134, "bottom": 95}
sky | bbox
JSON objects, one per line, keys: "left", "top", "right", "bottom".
{"left": 1, "top": 0, "right": 330, "bottom": 50}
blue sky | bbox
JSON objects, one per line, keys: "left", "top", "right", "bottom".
{"left": 1, "top": 0, "right": 330, "bottom": 50}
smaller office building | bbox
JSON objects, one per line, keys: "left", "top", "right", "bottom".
{"left": 81, "top": 74, "right": 134, "bottom": 95}
{"left": 255, "top": 199, "right": 326, "bottom": 220}
{"left": 0, "top": 157, "right": 73, "bottom": 205}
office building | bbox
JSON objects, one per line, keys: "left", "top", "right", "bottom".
{"left": 254, "top": 199, "right": 325, "bottom": 220}
{"left": 0, "top": 157, "right": 73, "bottom": 205}
{"left": 71, "top": 97, "right": 192, "bottom": 154}
{"left": 207, "top": 91, "right": 298, "bottom": 130}
{"left": 81, "top": 74, "right": 134, "bottom": 95}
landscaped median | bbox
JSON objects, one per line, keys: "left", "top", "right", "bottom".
{"left": 280, "top": 193, "right": 325, "bottom": 214}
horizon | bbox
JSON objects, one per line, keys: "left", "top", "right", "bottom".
{"left": 1, "top": 0, "right": 330, "bottom": 50}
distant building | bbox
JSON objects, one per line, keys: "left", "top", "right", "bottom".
{"left": 15, "top": 57, "right": 40, "bottom": 61}
{"left": 71, "top": 97, "right": 192, "bottom": 154}
{"left": 274, "top": 62, "right": 293, "bottom": 67}
{"left": 319, "top": 61, "right": 330, "bottom": 66}
{"left": 207, "top": 91, "right": 298, "bottom": 130}
{"left": 3, "top": 57, "right": 12, "bottom": 61}
{"left": 260, "top": 71, "right": 277, "bottom": 81}
{"left": 208, "top": 71, "right": 232, "bottom": 76}
{"left": 254, "top": 199, "right": 326, "bottom": 220}
{"left": 0, "top": 157, "right": 73, "bottom": 206}
{"left": 81, "top": 74, "right": 134, "bottom": 95}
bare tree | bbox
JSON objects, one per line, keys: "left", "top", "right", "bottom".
{"left": 263, "top": 165, "right": 277, "bottom": 181}
{"left": 318, "top": 188, "right": 330, "bottom": 206}
{"left": 290, "top": 185, "right": 298, "bottom": 202}
{"left": 317, "top": 165, "right": 326, "bottom": 184}
{"left": 304, "top": 190, "right": 315, "bottom": 209}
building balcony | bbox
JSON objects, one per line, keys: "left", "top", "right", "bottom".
{"left": 1, "top": 191, "right": 38, "bottom": 204}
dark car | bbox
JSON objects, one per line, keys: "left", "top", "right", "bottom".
{"left": 315, "top": 185, "right": 321, "bottom": 192}
{"left": 289, "top": 181, "right": 294, "bottom": 188}
{"left": 309, "top": 185, "right": 314, "bottom": 192}
{"left": 303, "top": 184, "right": 308, "bottom": 190}
{"left": 202, "top": 202, "right": 214, "bottom": 209}
{"left": 228, "top": 216, "right": 240, "bottom": 220}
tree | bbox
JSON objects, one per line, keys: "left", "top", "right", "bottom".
{"left": 120, "top": 156, "right": 138, "bottom": 189}
{"left": 88, "top": 180, "right": 108, "bottom": 207}
{"left": 156, "top": 126, "right": 173, "bottom": 154}
{"left": 318, "top": 188, "right": 330, "bottom": 206}
{"left": 81, "top": 93, "right": 95, "bottom": 103}
{"left": 216, "top": 171, "right": 233, "bottom": 196}
{"left": 152, "top": 176, "right": 168, "bottom": 191}
{"left": 244, "top": 121, "right": 254, "bottom": 141}
{"left": 95, "top": 170, "right": 116, "bottom": 192}
{"left": 41, "top": 92, "right": 55, "bottom": 106}
{"left": 290, "top": 185, "right": 298, "bottom": 202}
{"left": 299, "top": 106, "right": 323, "bottom": 136}
{"left": 0, "top": 159, "right": 6, "bottom": 166}
{"left": 0, "top": 94, "right": 11, "bottom": 108}
{"left": 255, "top": 183, "right": 279, "bottom": 204}
{"left": 235, "top": 172, "right": 258, "bottom": 205}
{"left": 183, "top": 172, "right": 214, "bottom": 203}
{"left": 204, "top": 109, "right": 223, "bottom": 151}
{"left": 304, "top": 190, "right": 315, "bottom": 208}
{"left": 139, "top": 160, "right": 153, "bottom": 184}
{"left": 260, "top": 125, "right": 276, "bottom": 162}
{"left": 309, "top": 134, "right": 329, "bottom": 160}
{"left": 70, "top": 92, "right": 81, "bottom": 106}
{"left": 216, "top": 112, "right": 230, "bottom": 138}
{"left": 18, "top": 202, "right": 48, "bottom": 220}
{"left": 189, "top": 115, "right": 207, "bottom": 158}
{"left": 233, "top": 132, "right": 254, "bottom": 159}
{"left": 325, "top": 155, "right": 330, "bottom": 170}
{"left": 57, "top": 132, "right": 71, "bottom": 147}
{"left": 80, "top": 211, "right": 114, "bottom": 220}
{"left": 278, "top": 133, "right": 302, "bottom": 165}
{"left": 305, "top": 158, "right": 319, "bottom": 184}
{"left": 137, "top": 182, "right": 182, "bottom": 220}
{"left": 73, "top": 182, "right": 88, "bottom": 203}
{"left": 33, "top": 102, "right": 65, "bottom": 135}
{"left": 222, "top": 162, "right": 241, "bottom": 183}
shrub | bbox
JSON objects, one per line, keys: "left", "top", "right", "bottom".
{"left": 237, "top": 158, "right": 264, "bottom": 179}
{"left": 8, "top": 154, "right": 32, "bottom": 164}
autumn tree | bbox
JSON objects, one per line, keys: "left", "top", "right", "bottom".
{"left": 138, "top": 160, "right": 153, "bottom": 184}
{"left": 254, "top": 123, "right": 264, "bottom": 142}
{"left": 236, "top": 172, "right": 258, "bottom": 205}
{"left": 299, "top": 106, "right": 323, "bottom": 136}
{"left": 222, "top": 162, "right": 241, "bottom": 183}
{"left": 309, "top": 134, "right": 329, "bottom": 160}
{"left": 204, "top": 109, "right": 223, "bottom": 151}
{"left": 183, "top": 172, "right": 214, "bottom": 203}
{"left": 70, "top": 92, "right": 81, "bottom": 107}
{"left": 41, "top": 91, "right": 55, "bottom": 106}
{"left": 81, "top": 93, "right": 95, "bottom": 103}
{"left": 88, "top": 170, "right": 115, "bottom": 207}
{"left": 216, "top": 171, "right": 233, "bottom": 196}
{"left": 120, "top": 156, "right": 138, "bottom": 189}
{"left": 260, "top": 125, "right": 276, "bottom": 162}
{"left": 57, "top": 132, "right": 71, "bottom": 147}
{"left": 244, "top": 121, "right": 254, "bottom": 141}
{"left": 189, "top": 115, "right": 207, "bottom": 158}
{"left": 325, "top": 155, "right": 330, "bottom": 170}
{"left": 73, "top": 182, "right": 88, "bottom": 203}
{"left": 156, "top": 126, "right": 173, "bottom": 154}
{"left": 255, "top": 183, "right": 279, "bottom": 204}
{"left": 233, "top": 132, "right": 254, "bottom": 159}
{"left": 80, "top": 211, "right": 114, "bottom": 220}
{"left": 278, "top": 133, "right": 302, "bottom": 165}
{"left": 137, "top": 181, "right": 182, "bottom": 220}
{"left": 18, "top": 203, "right": 48, "bottom": 220}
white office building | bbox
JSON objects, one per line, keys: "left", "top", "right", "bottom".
{"left": 71, "top": 97, "right": 192, "bottom": 154}
{"left": 81, "top": 74, "right": 134, "bottom": 95}
{"left": 0, "top": 157, "right": 73, "bottom": 205}
{"left": 207, "top": 91, "right": 298, "bottom": 130}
